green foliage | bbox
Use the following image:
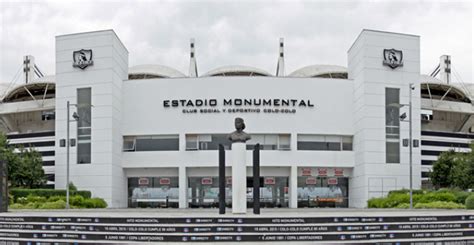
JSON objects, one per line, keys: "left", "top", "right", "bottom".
{"left": 25, "top": 195, "right": 47, "bottom": 204}
{"left": 465, "top": 194, "right": 474, "bottom": 210}
{"left": 367, "top": 189, "right": 472, "bottom": 209}
{"left": 395, "top": 203, "right": 410, "bottom": 209}
{"left": 414, "top": 201, "right": 465, "bottom": 209}
{"left": 70, "top": 195, "right": 85, "bottom": 206}
{"left": 10, "top": 188, "right": 91, "bottom": 201}
{"left": 39, "top": 200, "right": 66, "bottom": 209}
{"left": 83, "top": 198, "right": 108, "bottom": 208}
{"left": 9, "top": 203, "right": 24, "bottom": 209}
{"left": 430, "top": 150, "right": 458, "bottom": 188}
{"left": 430, "top": 145, "right": 474, "bottom": 190}
{"left": 453, "top": 191, "right": 471, "bottom": 204}
{"left": 47, "top": 196, "right": 66, "bottom": 202}
{"left": 68, "top": 182, "right": 78, "bottom": 192}
{"left": 387, "top": 189, "right": 425, "bottom": 196}
{"left": 418, "top": 192, "right": 456, "bottom": 203}
{"left": 9, "top": 147, "right": 46, "bottom": 188}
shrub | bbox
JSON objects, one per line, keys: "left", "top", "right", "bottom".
{"left": 368, "top": 198, "right": 388, "bottom": 208}
{"left": 25, "top": 195, "right": 47, "bottom": 204}
{"left": 83, "top": 198, "right": 107, "bottom": 208}
{"left": 68, "top": 182, "right": 78, "bottom": 192}
{"left": 9, "top": 203, "right": 24, "bottom": 209}
{"left": 388, "top": 189, "right": 424, "bottom": 196}
{"left": 453, "top": 191, "right": 471, "bottom": 204}
{"left": 47, "top": 196, "right": 66, "bottom": 202}
{"left": 395, "top": 203, "right": 410, "bottom": 209}
{"left": 10, "top": 188, "right": 91, "bottom": 201}
{"left": 465, "top": 194, "right": 474, "bottom": 209}
{"left": 385, "top": 193, "right": 410, "bottom": 207}
{"left": 16, "top": 197, "right": 28, "bottom": 205}
{"left": 418, "top": 192, "right": 456, "bottom": 203}
{"left": 23, "top": 202, "right": 40, "bottom": 209}
{"left": 39, "top": 200, "right": 66, "bottom": 209}
{"left": 70, "top": 195, "right": 85, "bottom": 206}
{"left": 414, "top": 201, "right": 465, "bottom": 209}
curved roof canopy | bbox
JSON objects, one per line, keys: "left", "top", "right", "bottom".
{"left": 289, "top": 65, "right": 348, "bottom": 79}
{"left": 202, "top": 65, "right": 272, "bottom": 77}
{"left": 2, "top": 76, "right": 56, "bottom": 103}
{"left": 128, "top": 64, "right": 186, "bottom": 79}
{"left": 420, "top": 75, "right": 472, "bottom": 103}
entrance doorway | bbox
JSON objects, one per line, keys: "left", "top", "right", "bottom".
{"left": 188, "top": 176, "right": 288, "bottom": 208}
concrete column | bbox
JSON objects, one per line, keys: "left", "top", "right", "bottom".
{"left": 231, "top": 142, "right": 247, "bottom": 214}
{"left": 289, "top": 165, "right": 298, "bottom": 208}
{"left": 179, "top": 166, "right": 188, "bottom": 208}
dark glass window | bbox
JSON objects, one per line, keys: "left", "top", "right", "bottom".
{"left": 135, "top": 135, "right": 179, "bottom": 151}
{"left": 386, "top": 87, "right": 400, "bottom": 163}
{"left": 77, "top": 88, "right": 91, "bottom": 164}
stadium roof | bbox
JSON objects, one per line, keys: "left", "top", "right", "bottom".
{"left": 202, "top": 65, "right": 272, "bottom": 77}
{"left": 289, "top": 65, "right": 348, "bottom": 78}
{"left": 128, "top": 64, "right": 186, "bottom": 79}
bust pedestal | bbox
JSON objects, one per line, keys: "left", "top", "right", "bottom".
{"left": 231, "top": 142, "right": 247, "bottom": 214}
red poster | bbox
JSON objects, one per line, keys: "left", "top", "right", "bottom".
{"left": 306, "top": 177, "right": 317, "bottom": 185}
{"left": 201, "top": 177, "right": 213, "bottom": 185}
{"left": 302, "top": 168, "right": 312, "bottom": 176}
{"left": 317, "top": 168, "right": 328, "bottom": 176}
{"left": 328, "top": 178, "right": 338, "bottom": 185}
{"left": 264, "top": 177, "right": 275, "bottom": 185}
{"left": 159, "top": 178, "right": 170, "bottom": 185}
{"left": 138, "top": 177, "right": 149, "bottom": 186}
{"left": 334, "top": 168, "right": 344, "bottom": 176}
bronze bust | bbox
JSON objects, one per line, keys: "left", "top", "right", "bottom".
{"left": 228, "top": 117, "right": 251, "bottom": 143}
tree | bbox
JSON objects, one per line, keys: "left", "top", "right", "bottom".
{"left": 430, "top": 150, "right": 458, "bottom": 189}
{"left": 430, "top": 144, "right": 474, "bottom": 190}
{"left": 0, "top": 132, "right": 46, "bottom": 188}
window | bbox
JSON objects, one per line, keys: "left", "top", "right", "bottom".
{"left": 135, "top": 135, "right": 179, "bottom": 151}
{"left": 297, "top": 135, "right": 353, "bottom": 151}
{"left": 185, "top": 135, "right": 198, "bottom": 150}
{"left": 123, "top": 136, "right": 136, "bottom": 151}
{"left": 123, "top": 135, "right": 179, "bottom": 152}
{"left": 77, "top": 88, "right": 91, "bottom": 164}
{"left": 247, "top": 134, "right": 291, "bottom": 150}
{"left": 386, "top": 87, "right": 400, "bottom": 163}
{"left": 198, "top": 134, "right": 229, "bottom": 150}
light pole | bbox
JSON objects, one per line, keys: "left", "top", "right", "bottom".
{"left": 397, "top": 83, "right": 415, "bottom": 209}
{"left": 64, "top": 101, "right": 92, "bottom": 209}
{"left": 66, "top": 101, "right": 79, "bottom": 209}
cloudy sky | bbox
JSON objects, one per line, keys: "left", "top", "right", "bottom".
{"left": 0, "top": 0, "right": 472, "bottom": 86}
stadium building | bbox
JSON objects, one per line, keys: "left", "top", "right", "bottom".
{"left": 0, "top": 29, "right": 472, "bottom": 208}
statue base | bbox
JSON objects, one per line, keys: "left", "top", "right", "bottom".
{"left": 231, "top": 142, "right": 247, "bottom": 214}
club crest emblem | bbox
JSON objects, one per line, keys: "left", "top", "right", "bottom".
{"left": 73, "top": 49, "right": 93, "bottom": 69}
{"left": 383, "top": 48, "right": 403, "bottom": 69}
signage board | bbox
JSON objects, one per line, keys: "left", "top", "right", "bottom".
{"left": 302, "top": 168, "right": 312, "bottom": 176}
{"left": 317, "top": 168, "right": 328, "bottom": 176}
{"left": 264, "top": 177, "right": 275, "bottom": 185}
{"left": 306, "top": 177, "right": 317, "bottom": 185}
{"left": 138, "top": 178, "right": 149, "bottom": 186}
{"left": 159, "top": 178, "right": 170, "bottom": 185}
{"left": 201, "top": 178, "right": 213, "bottom": 185}
{"left": 334, "top": 168, "right": 344, "bottom": 177}
{"left": 328, "top": 178, "right": 338, "bottom": 185}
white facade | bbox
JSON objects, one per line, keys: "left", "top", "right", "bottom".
{"left": 46, "top": 29, "right": 424, "bottom": 208}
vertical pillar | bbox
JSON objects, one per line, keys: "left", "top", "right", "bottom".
{"left": 219, "top": 144, "right": 226, "bottom": 214}
{"left": 0, "top": 159, "right": 7, "bottom": 212}
{"left": 253, "top": 144, "right": 260, "bottom": 214}
{"left": 231, "top": 142, "right": 247, "bottom": 214}
{"left": 289, "top": 165, "right": 298, "bottom": 208}
{"left": 179, "top": 166, "right": 188, "bottom": 208}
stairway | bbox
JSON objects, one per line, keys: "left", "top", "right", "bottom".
{"left": 0, "top": 213, "right": 473, "bottom": 244}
